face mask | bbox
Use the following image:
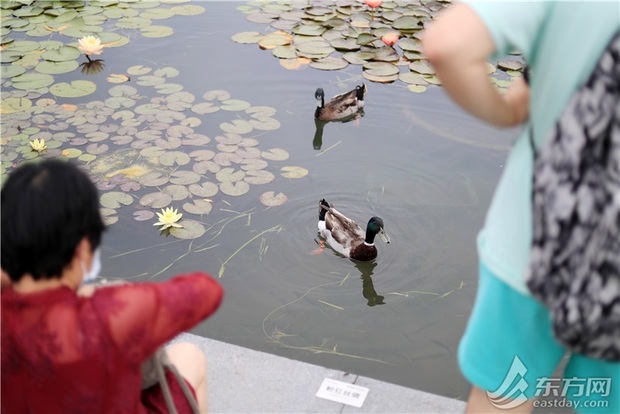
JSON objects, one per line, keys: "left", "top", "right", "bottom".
{"left": 81, "top": 248, "right": 102, "bottom": 284}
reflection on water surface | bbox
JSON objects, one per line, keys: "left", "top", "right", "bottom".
{"left": 0, "top": 1, "right": 522, "bottom": 400}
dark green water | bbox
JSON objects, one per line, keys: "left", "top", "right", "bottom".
{"left": 2, "top": 1, "right": 520, "bottom": 400}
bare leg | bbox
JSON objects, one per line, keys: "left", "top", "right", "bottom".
{"left": 466, "top": 386, "right": 534, "bottom": 414}
{"left": 166, "top": 342, "right": 208, "bottom": 413}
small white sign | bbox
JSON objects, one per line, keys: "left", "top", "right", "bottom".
{"left": 316, "top": 377, "right": 369, "bottom": 408}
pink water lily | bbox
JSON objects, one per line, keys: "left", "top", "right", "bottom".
{"left": 364, "top": 0, "right": 382, "bottom": 8}
{"left": 382, "top": 32, "right": 400, "bottom": 47}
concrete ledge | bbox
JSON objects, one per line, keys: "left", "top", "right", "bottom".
{"left": 172, "top": 333, "right": 466, "bottom": 413}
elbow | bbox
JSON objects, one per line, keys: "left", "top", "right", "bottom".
{"left": 422, "top": 23, "right": 449, "bottom": 67}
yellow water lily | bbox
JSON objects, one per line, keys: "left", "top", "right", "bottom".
{"left": 77, "top": 35, "right": 104, "bottom": 56}
{"left": 154, "top": 207, "right": 183, "bottom": 230}
{"left": 30, "top": 138, "right": 47, "bottom": 152}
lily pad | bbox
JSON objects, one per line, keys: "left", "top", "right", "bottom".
{"left": 169, "top": 219, "right": 206, "bottom": 239}
{"left": 261, "top": 148, "right": 289, "bottom": 161}
{"left": 220, "top": 181, "right": 250, "bottom": 196}
{"left": 12, "top": 73, "right": 54, "bottom": 90}
{"left": 244, "top": 170, "right": 275, "bottom": 185}
{"left": 182, "top": 199, "right": 212, "bottom": 215}
{"left": 281, "top": 166, "right": 309, "bottom": 179}
{"left": 50, "top": 80, "right": 97, "bottom": 98}
{"left": 100, "top": 191, "right": 133, "bottom": 209}
{"left": 260, "top": 191, "right": 288, "bottom": 207}
{"left": 232, "top": 31, "right": 262, "bottom": 44}
{"left": 310, "top": 56, "right": 348, "bottom": 71}
{"left": 189, "top": 181, "right": 219, "bottom": 198}
{"left": 139, "top": 192, "right": 172, "bottom": 208}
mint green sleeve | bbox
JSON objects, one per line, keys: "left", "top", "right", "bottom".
{"left": 463, "top": 1, "right": 550, "bottom": 61}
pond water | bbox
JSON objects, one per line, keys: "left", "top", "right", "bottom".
{"left": 1, "top": 1, "right": 521, "bottom": 401}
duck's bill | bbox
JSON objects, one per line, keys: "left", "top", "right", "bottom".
{"left": 379, "top": 230, "right": 391, "bottom": 244}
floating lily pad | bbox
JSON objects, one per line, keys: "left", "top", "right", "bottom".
{"left": 260, "top": 191, "right": 288, "bottom": 207}
{"left": 310, "top": 56, "right": 348, "bottom": 71}
{"left": 244, "top": 170, "right": 275, "bottom": 185}
{"left": 281, "top": 166, "right": 308, "bottom": 179}
{"left": 133, "top": 210, "right": 155, "bottom": 222}
{"left": 220, "top": 181, "right": 250, "bottom": 196}
{"left": 261, "top": 148, "right": 289, "bottom": 161}
{"left": 189, "top": 181, "right": 219, "bottom": 198}
{"left": 169, "top": 219, "right": 206, "bottom": 239}
{"left": 182, "top": 199, "right": 212, "bottom": 215}
{"left": 170, "top": 170, "right": 201, "bottom": 185}
{"left": 100, "top": 191, "right": 133, "bottom": 209}
{"left": 141, "top": 25, "right": 174, "bottom": 38}
{"left": 159, "top": 151, "right": 190, "bottom": 166}
{"left": 407, "top": 84, "right": 427, "bottom": 93}
{"left": 12, "top": 73, "right": 55, "bottom": 90}
{"left": 232, "top": 31, "right": 262, "bottom": 44}
{"left": 163, "top": 184, "right": 189, "bottom": 201}
{"left": 50, "top": 80, "right": 96, "bottom": 98}
{"left": 498, "top": 60, "right": 523, "bottom": 71}
{"left": 220, "top": 120, "right": 253, "bottom": 134}
{"left": 139, "top": 192, "right": 172, "bottom": 208}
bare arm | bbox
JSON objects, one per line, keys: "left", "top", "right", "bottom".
{"left": 422, "top": 3, "right": 529, "bottom": 127}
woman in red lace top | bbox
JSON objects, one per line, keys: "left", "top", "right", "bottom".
{"left": 1, "top": 160, "right": 223, "bottom": 413}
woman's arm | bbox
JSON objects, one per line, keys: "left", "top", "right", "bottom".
{"left": 91, "top": 272, "right": 223, "bottom": 362}
{"left": 422, "top": 3, "right": 529, "bottom": 127}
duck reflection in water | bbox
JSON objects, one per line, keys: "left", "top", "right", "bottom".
{"left": 312, "top": 113, "right": 365, "bottom": 150}
{"left": 355, "top": 260, "right": 385, "bottom": 307}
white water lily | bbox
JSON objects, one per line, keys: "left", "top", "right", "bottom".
{"left": 77, "top": 35, "right": 104, "bottom": 56}
{"left": 154, "top": 207, "right": 183, "bottom": 230}
{"left": 30, "top": 138, "right": 47, "bottom": 152}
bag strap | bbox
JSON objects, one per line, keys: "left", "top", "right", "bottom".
{"left": 155, "top": 348, "right": 201, "bottom": 414}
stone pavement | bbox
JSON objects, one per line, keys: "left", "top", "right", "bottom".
{"left": 171, "top": 332, "right": 466, "bottom": 414}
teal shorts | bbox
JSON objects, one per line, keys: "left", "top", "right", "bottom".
{"left": 459, "top": 263, "right": 619, "bottom": 413}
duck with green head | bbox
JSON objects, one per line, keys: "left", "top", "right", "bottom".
{"left": 317, "top": 199, "right": 390, "bottom": 261}
{"left": 314, "top": 84, "right": 366, "bottom": 121}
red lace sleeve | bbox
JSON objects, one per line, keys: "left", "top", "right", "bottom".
{"left": 90, "top": 272, "right": 223, "bottom": 363}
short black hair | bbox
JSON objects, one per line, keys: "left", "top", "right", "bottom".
{"left": 1, "top": 159, "right": 105, "bottom": 282}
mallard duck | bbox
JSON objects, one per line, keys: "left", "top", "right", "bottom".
{"left": 317, "top": 199, "right": 390, "bottom": 261}
{"left": 314, "top": 84, "right": 366, "bottom": 121}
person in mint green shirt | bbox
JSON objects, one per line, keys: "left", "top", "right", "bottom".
{"left": 423, "top": 2, "right": 619, "bottom": 413}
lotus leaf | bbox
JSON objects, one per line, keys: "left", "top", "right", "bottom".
{"left": 281, "top": 166, "right": 309, "bottom": 179}
{"left": 41, "top": 46, "right": 80, "bottom": 62}
{"left": 61, "top": 148, "right": 83, "bottom": 158}
{"left": 407, "top": 84, "right": 427, "bottom": 93}
{"left": 101, "top": 191, "right": 133, "bottom": 209}
{"left": 12, "top": 73, "right": 54, "bottom": 90}
{"left": 141, "top": 25, "right": 174, "bottom": 38}
{"left": 261, "top": 148, "right": 289, "bottom": 161}
{"left": 193, "top": 161, "right": 220, "bottom": 175}
{"left": 159, "top": 151, "right": 190, "bottom": 166}
{"left": 236, "top": 147, "right": 262, "bottom": 160}
{"left": 247, "top": 12, "right": 278, "bottom": 24}
{"left": 310, "top": 57, "right": 348, "bottom": 71}
{"left": 409, "top": 60, "right": 435, "bottom": 75}
{"left": 140, "top": 8, "right": 175, "bottom": 19}
{"left": 169, "top": 219, "right": 206, "bottom": 240}
{"left": 182, "top": 199, "right": 213, "bottom": 215}
{"left": 279, "top": 57, "right": 310, "bottom": 70}
{"left": 258, "top": 31, "right": 292, "bottom": 49}
{"left": 163, "top": 184, "right": 189, "bottom": 201}
{"left": 50, "top": 80, "right": 96, "bottom": 98}
{"left": 86, "top": 143, "right": 108, "bottom": 155}
{"left": 133, "top": 210, "right": 155, "bottom": 222}
{"left": 232, "top": 31, "right": 262, "bottom": 44}
{"left": 221, "top": 99, "right": 251, "bottom": 111}
{"left": 216, "top": 168, "right": 245, "bottom": 183}
{"left": 140, "top": 192, "right": 172, "bottom": 209}
{"left": 244, "top": 170, "right": 275, "bottom": 185}
{"left": 203, "top": 90, "right": 231, "bottom": 101}
{"left": 241, "top": 158, "right": 268, "bottom": 171}
{"left": 79, "top": 153, "right": 97, "bottom": 163}
{"left": 259, "top": 191, "right": 288, "bottom": 207}
{"left": 116, "top": 17, "right": 152, "bottom": 29}
{"left": 399, "top": 72, "right": 428, "bottom": 85}
{"left": 220, "top": 120, "right": 253, "bottom": 135}
{"left": 139, "top": 172, "right": 169, "bottom": 186}
{"left": 170, "top": 5, "right": 206, "bottom": 16}
{"left": 170, "top": 170, "right": 201, "bottom": 185}
{"left": 220, "top": 181, "right": 250, "bottom": 197}
{"left": 0, "top": 97, "right": 32, "bottom": 114}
